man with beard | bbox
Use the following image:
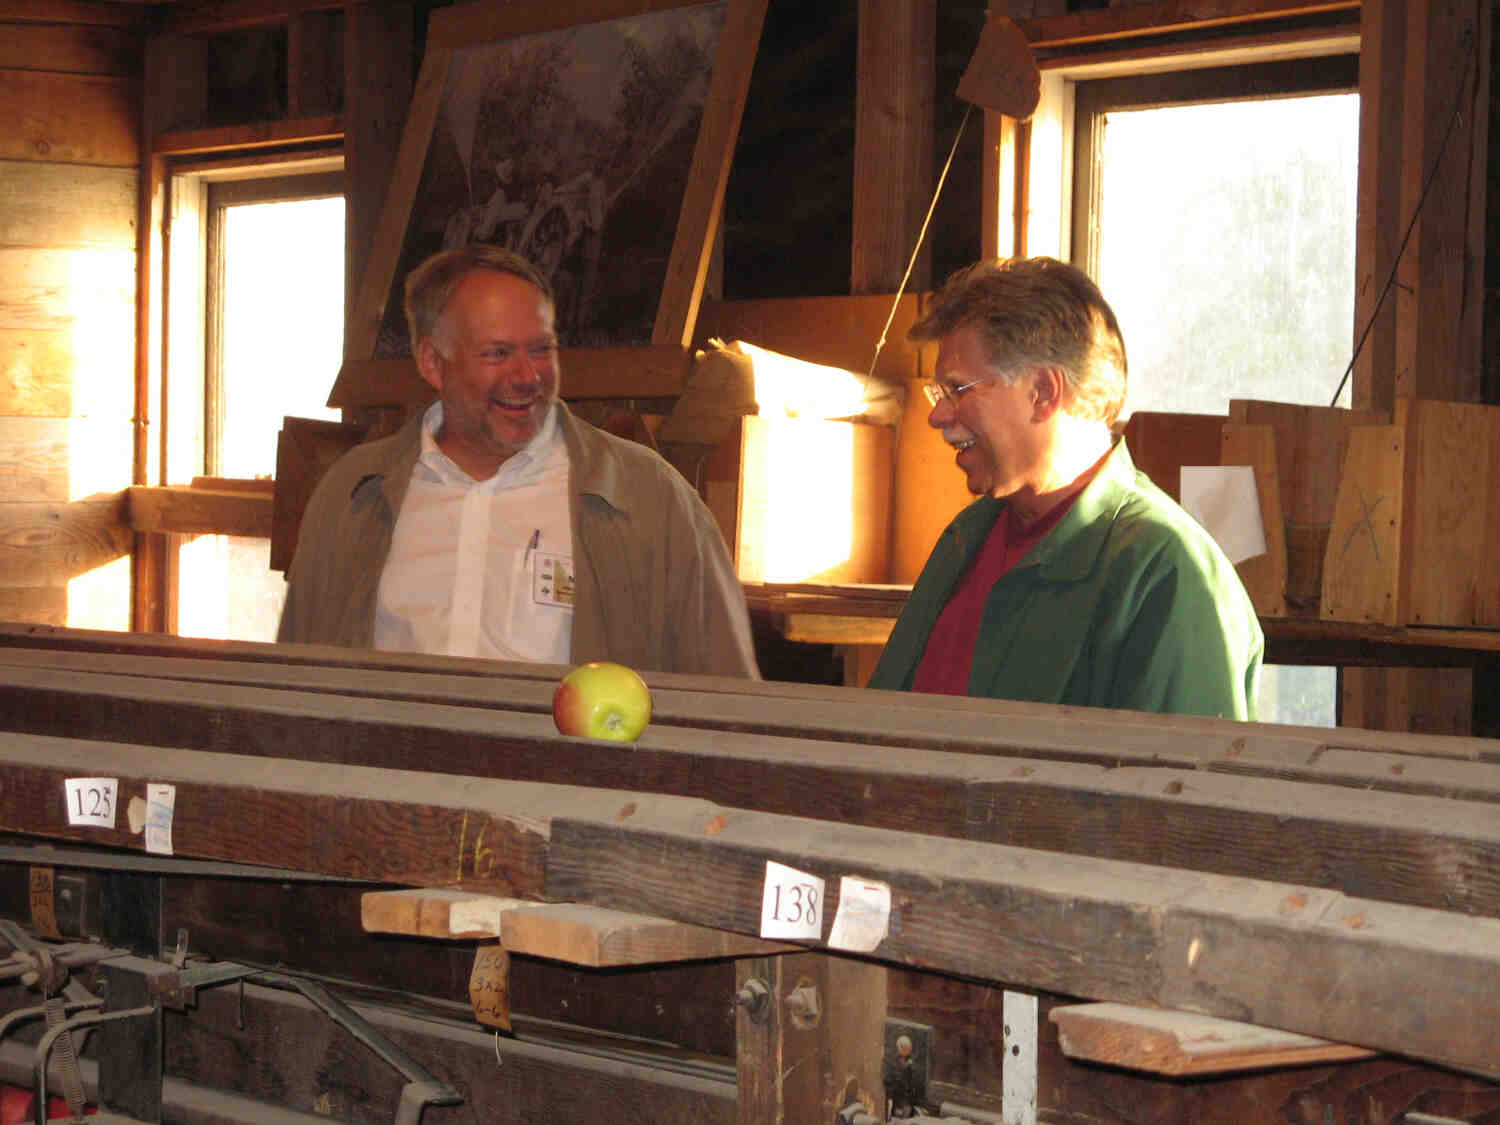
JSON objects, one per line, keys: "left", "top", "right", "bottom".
{"left": 279, "top": 244, "right": 759, "bottom": 678}
{"left": 868, "top": 257, "right": 1260, "bottom": 717}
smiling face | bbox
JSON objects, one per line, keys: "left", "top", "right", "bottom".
{"left": 416, "top": 268, "right": 560, "bottom": 480}
{"left": 928, "top": 322, "right": 1047, "bottom": 500}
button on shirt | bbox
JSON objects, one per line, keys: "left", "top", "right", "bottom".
{"left": 374, "top": 401, "right": 573, "bottom": 662}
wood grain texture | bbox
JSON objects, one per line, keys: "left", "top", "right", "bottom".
{"left": 1050, "top": 1002, "right": 1375, "bottom": 1075}
{"left": 0, "top": 247, "right": 136, "bottom": 334}
{"left": 1220, "top": 423, "right": 1288, "bottom": 617}
{"left": 0, "top": 418, "right": 131, "bottom": 502}
{"left": 126, "top": 485, "right": 274, "bottom": 538}
{"left": 3, "top": 661, "right": 1500, "bottom": 922}
{"left": 0, "top": 496, "right": 130, "bottom": 584}
{"left": 0, "top": 162, "right": 137, "bottom": 248}
{"left": 0, "top": 22, "right": 140, "bottom": 76}
{"left": 0, "top": 70, "right": 136, "bottom": 166}
{"left": 1322, "top": 424, "right": 1405, "bottom": 624}
{"left": 0, "top": 586, "right": 65, "bottom": 624}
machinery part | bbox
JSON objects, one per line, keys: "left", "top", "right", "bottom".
{"left": 32, "top": 1005, "right": 156, "bottom": 1125}
{"left": 1001, "top": 991, "right": 1037, "bottom": 1125}
{"left": 883, "top": 1019, "right": 933, "bottom": 1118}
{"left": 784, "top": 979, "right": 821, "bottom": 1031}
{"left": 42, "top": 996, "right": 86, "bottom": 1123}
{"left": 0, "top": 1003, "right": 102, "bottom": 1050}
{"left": 734, "top": 977, "right": 770, "bottom": 1024}
{"left": 254, "top": 973, "right": 463, "bottom": 1125}
{"left": 1402, "top": 1116, "right": 1474, "bottom": 1125}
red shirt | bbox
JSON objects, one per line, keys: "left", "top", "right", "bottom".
{"left": 912, "top": 460, "right": 1107, "bottom": 695}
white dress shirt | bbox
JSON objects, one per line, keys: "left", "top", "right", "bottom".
{"left": 373, "top": 401, "right": 573, "bottom": 661}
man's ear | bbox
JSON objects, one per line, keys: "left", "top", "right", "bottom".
{"left": 415, "top": 338, "right": 445, "bottom": 392}
{"left": 1029, "top": 367, "right": 1066, "bottom": 422}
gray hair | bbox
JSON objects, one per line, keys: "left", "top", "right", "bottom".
{"left": 403, "top": 243, "right": 555, "bottom": 356}
{"left": 910, "top": 257, "right": 1128, "bottom": 427}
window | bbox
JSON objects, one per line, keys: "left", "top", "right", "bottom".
{"left": 1027, "top": 50, "right": 1359, "bottom": 728}
{"left": 1071, "top": 57, "right": 1360, "bottom": 418}
{"left": 165, "top": 157, "right": 345, "bottom": 642}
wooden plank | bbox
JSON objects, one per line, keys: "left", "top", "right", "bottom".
{"left": 653, "top": 0, "right": 769, "bottom": 347}
{"left": 0, "top": 497, "right": 130, "bottom": 585}
{"left": 0, "top": 70, "right": 136, "bottom": 166}
{"left": 1018, "top": 0, "right": 1360, "bottom": 49}
{"left": 0, "top": 587, "right": 65, "bottom": 625}
{"left": 341, "top": 1, "right": 411, "bottom": 354}
{"left": 851, "top": 0, "right": 934, "bottom": 294}
{"left": 1049, "top": 1002, "right": 1376, "bottom": 1076}
{"left": 0, "top": 23, "right": 139, "bottom": 76}
{"left": 0, "top": 2, "right": 147, "bottom": 26}
{"left": 1322, "top": 424, "right": 1405, "bottom": 625}
{"left": 3, "top": 625, "right": 1498, "bottom": 771}
{"left": 362, "top": 888, "right": 792, "bottom": 965}
{"left": 154, "top": 0, "right": 344, "bottom": 37}
{"left": 4, "top": 732, "right": 1492, "bottom": 1073}
{"left": 126, "top": 485, "right": 274, "bottom": 538}
{"left": 1227, "top": 400, "right": 1386, "bottom": 526}
{"left": 1121, "top": 411, "right": 1224, "bottom": 503}
{"left": 4, "top": 662, "right": 1500, "bottom": 922}
{"left": 0, "top": 329, "right": 76, "bottom": 417}
{"left": 1220, "top": 423, "right": 1288, "bottom": 617}
{"left": 0, "top": 162, "right": 137, "bottom": 249}
{"left": 0, "top": 418, "right": 133, "bottom": 503}
{"left": 151, "top": 116, "right": 343, "bottom": 157}
{"left": 0, "top": 247, "right": 136, "bottom": 334}
{"left": 1402, "top": 399, "right": 1500, "bottom": 629}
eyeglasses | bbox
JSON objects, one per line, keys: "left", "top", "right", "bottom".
{"left": 921, "top": 377, "right": 991, "bottom": 407}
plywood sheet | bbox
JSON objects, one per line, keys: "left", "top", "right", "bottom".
{"left": 1220, "top": 423, "right": 1287, "bottom": 617}
{"left": 1122, "top": 410, "right": 1225, "bottom": 503}
{"left": 1321, "top": 425, "right": 1404, "bottom": 625}
{"left": 0, "top": 70, "right": 137, "bottom": 166}
{"left": 0, "top": 162, "right": 137, "bottom": 248}
{"left": 1227, "top": 400, "right": 1386, "bottom": 525}
{"left": 1402, "top": 399, "right": 1500, "bottom": 629}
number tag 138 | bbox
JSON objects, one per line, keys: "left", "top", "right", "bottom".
{"left": 760, "top": 860, "right": 825, "bottom": 941}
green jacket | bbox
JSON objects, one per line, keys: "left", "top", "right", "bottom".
{"left": 278, "top": 402, "right": 760, "bottom": 679}
{"left": 869, "top": 440, "right": 1262, "bottom": 718}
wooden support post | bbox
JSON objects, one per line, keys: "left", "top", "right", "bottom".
{"left": 737, "top": 952, "right": 886, "bottom": 1123}
{"left": 852, "top": 0, "right": 934, "bottom": 294}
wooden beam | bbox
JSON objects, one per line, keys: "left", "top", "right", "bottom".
{"left": 151, "top": 116, "right": 342, "bottom": 157}
{"left": 126, "top": 485, "right": 274, "bottom": 538}
{"left": 851, "top": 0, "right": 934, "bottom": 294}
{"left": 1, "top": 733, "right": 1494, "bottom": 1074}
{"left": 361, "top": 888, "right": 793, "bottom": 965}
{"left": 1049, "top": 1002, "right": 1376, "bottom": 1076}
{"left": 0, "top": 2, "right": 147, "bottom": 27}
{"left": 1019, "top": 1, "right": 1360, "bottom": 50}
{"left": 2, "top": 662, "right": 1500, "bottom": 925}
{"left": 0, "top": 24, "right": 140, "bottom": 77}
{"left": 153, "top": 0, "right": 344, "bottom": 37}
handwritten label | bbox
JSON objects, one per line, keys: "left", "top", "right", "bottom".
{"left": 760, "top": 860, "right": 824, "bottom": 941}
{"left": 469, "top": 944, "right": 511, "bottom": 1031}
{"left": 827, "top": 875, "right": 891, "bottom": 953}
{"left": 64, "top": 778, "right": 117, "bottom": 829}
{"left": 144, "top": 784, "right": 175, "bottom": 855}
{"left": 28, "top": 867, "right": 60, "bottom": 940}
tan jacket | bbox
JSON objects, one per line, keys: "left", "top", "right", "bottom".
{"left": 278, "top": 403, "right": 760, "bottom": 678}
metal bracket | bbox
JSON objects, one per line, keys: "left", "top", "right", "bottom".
{"left": 1001, "top": 990, "right": 1037, "bottom": 1125}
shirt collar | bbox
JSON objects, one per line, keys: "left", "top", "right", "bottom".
{"left": 416, "top": 400, "right": 563, "bottom": 488}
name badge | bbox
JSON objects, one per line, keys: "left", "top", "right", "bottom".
{"left": 533, "top": 552, "right": 574, "bottom": 608}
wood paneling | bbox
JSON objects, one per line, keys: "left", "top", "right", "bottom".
{"left": 0, "top": 418, "right": 132, "bottom": 502}
{"left": 0, "top": 496, "right": 131, "bottom": 585}
{"left": 0, "top": 247, "right": 136, "bottom": 334}
{"left": 0, "top": 22, "right": 139, "bottom": 76}
{"left": 0, "top": 162, "right": 137, "bottom": 247}
{"left": 0, "top": 70, "right": 137, "bottom": 166}
{"left": 0, "top": 330, "right": 77, "bottom": 417}
{"left": 0, "top": 3, "right": 146, "bottom": 28}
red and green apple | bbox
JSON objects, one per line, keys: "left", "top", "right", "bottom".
{"left": 552, "top": 661, "right": 653, "bottom": 742}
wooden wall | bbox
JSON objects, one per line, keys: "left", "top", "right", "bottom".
{"left": 0, "top": 4, "right": 142, "bottom": 628}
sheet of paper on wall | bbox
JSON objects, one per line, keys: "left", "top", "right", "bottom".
{"left": 1179, "top": 465, "right": 1267, "bottom": 564}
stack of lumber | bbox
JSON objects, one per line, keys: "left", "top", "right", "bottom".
{"left": 0, "top": 623, "right": 1495, "bottom": 1078}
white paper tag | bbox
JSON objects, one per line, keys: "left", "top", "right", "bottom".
{"left": 64, "top": 778, "right": 118, "bottom": 829}
{"left": 533, "top": 553, "right": 575, "bottom": 608}
{"left": 144, "top": 783, "right": 175, "bottom": 855}
{"left": 827, "top": 876, "right": 892, "bottom": 953}
{"left": 759, "top": 860, "right": 825, "bottom": 941}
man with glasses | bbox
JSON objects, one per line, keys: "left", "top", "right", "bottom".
{"left": 868, "top": 257, "right": 1261, "bottom": 718}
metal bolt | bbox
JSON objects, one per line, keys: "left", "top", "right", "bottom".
{"left": 734, "top": 977, "right": 770, "bottom": 1023}
{"left": 784, "top": 979, "right": 821, "bottom": 1030}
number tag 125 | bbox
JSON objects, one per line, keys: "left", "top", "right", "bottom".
{"left": 64, "top": 778, "right": 118, "bottom": 829}
{"left": 759, "top": 860, "right": 825, "bottom": 941}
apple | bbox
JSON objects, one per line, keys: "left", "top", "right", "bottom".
{"left": 552, "top": 661, "right": 653, "bottom": 742}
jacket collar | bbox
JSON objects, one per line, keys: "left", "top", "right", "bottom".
{"left": 557, "top": 401, "right": 635, "bottom": 515}
{"left": 943, "top": 438, "right": 1138, "bottom": 583}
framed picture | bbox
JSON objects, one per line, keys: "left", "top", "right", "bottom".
{"left": 344, "top": 0, "right": 767, "bottom": 374}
